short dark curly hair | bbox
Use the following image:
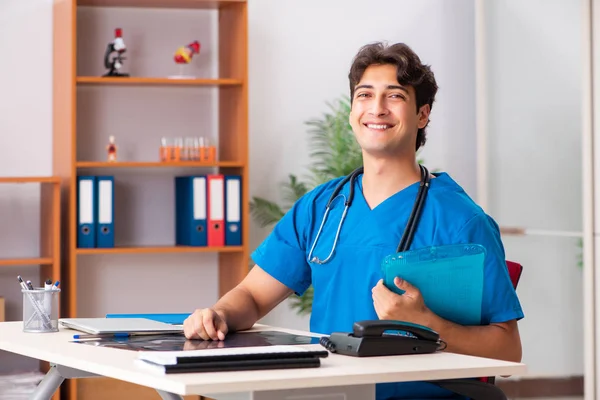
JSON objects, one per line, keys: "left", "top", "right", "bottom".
{"left": 348, "top": 42, "right": 438, "bottom": 151}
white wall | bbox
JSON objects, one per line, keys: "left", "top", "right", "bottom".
{"left": 0, "top": 0, "right": 53, "bottom": 373}
{"left": 484, "top": 0, "right": 584, "bottom": 377}
{"left": 248, "top": 0, "right": 478, "bottom": 331}
{"left": 0, "top": 0, "right": 584, "bottom": 380}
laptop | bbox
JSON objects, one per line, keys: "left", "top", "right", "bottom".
{"left": 59, "top": 318, "right": 184, "bottom": 335}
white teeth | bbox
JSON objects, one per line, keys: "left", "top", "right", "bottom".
{"left": 366, "top": 124, "right": 389, "bottom": 129}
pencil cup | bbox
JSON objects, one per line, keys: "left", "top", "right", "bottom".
{"left": 22, "top": 288, "right": 60, "bottom": 333}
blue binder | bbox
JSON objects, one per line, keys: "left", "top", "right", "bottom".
{"left": 175, "top": 176, "right": 207, "bottom": 246}
{"left": 380, "top": 244, "right": 486, "bottom": 325}
{"left": 224, "top": 175, "right": 242, "bottom": 246}
{"left": 96, "top": 176, "right": 114, "bottom": 248}
{"left": 77, "top": 176, "right": 96, "bottom": 248}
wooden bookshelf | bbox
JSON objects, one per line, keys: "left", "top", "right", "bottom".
{"left": 0, "top": 177, "right": 61, "bottom": 400}
{"left": 54, "top": 0, "right": 249, "bottom": 399}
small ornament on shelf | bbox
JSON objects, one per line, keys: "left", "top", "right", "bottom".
{"left": 107, "top": 136, "right": 117, "bottom": 162}
{"left": 103, "top": 28, "right": 129, "bottom": 77}
{"left": 159, "top": 136, "right": 216, "bottom": 163}
{"left": 169, "top": 40, "right": 200, "bottom": 79}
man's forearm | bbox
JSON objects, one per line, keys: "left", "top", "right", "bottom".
{"left": 425, "top": 311, "right": 522, "bottom": 362}
{"left": 212, "top": 286, "right": 260, "bottom": 332}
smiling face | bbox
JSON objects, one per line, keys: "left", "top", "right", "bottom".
{"left": 349, "top": 64, "right": 430, "bottom": 159}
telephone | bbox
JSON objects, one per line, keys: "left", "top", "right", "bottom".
{"left": 319, "top": 320, "right": 445, "bottom": 357}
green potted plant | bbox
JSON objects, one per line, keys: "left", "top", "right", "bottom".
{"left": 250, "top": 95, "right": 361, "bottom": 315}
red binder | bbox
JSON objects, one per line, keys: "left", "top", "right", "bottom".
{"left": 207, "top": 174, "right": 225, "bottom": 246}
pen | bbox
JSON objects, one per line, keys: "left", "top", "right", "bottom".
{"left": 44, "top": 279, "right": 52, "bottom": 290}
{"left": 73, "top": 333, "right": 132, "bottom": 340}
{"left": 18, "top": 275, "right": 52, "bottom": 329}
{"left": 26, "top": 280, "right": 34, "bottom": 291}
{"left": 17, "top": 276, "right": 28, "bottom": 291}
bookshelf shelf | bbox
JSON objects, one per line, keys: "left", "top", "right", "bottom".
{"left": 76, "top": 245, "right": 243, "bottom": 255}
{"left": 77, "top": 0, "right": 244, "bottom": 9}
{"left": 76, "top": 161, "right": 244, "bottom": 168}
{"left": 0, "top": 257, "right": 54, "bottom": 267}
{"left": 0, "top": 177, "right": 60, "bottom": 184}
{"left": 76, "top": 77, "right": 243, "bottom": 86}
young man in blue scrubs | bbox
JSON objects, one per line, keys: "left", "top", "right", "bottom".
{"left": 184, "top": 42, "right": 524, "bottom": 399}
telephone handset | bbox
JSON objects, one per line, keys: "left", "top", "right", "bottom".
{"left": 320, "top": 320, "right": 445, "bottom": 357}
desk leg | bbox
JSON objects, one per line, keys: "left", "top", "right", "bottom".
{"left": 30, "top": 364, "right": 100, "bottom": 400}
{"left": 30, "top": 366, "right": 65, "bottom": 400}
{"left": 156, "top": 389, "right": 184, "bottom": 400}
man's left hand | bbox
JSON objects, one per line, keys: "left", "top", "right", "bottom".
{"left": 371, "top": 277, "right": 431, "bottom": 326}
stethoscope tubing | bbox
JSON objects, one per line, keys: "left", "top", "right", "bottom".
{"left": 308, "top": 164, "right": 430, "bottom": 265}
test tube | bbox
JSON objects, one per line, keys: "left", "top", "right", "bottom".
{"left": 159, "top": 137, "right": 170, "bottom": 162}
{"left": 173, "top": 137, "right": 183, "bottom": 161}
{"left": 199, "top": 137, "right": 207, "bottom": 162}
{"left": 192, "top": 137, "right": 200, "bottom": 161}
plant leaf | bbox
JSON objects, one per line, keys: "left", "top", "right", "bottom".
{"left": 281, "top": 175, "right": 309, "bottom": 211}
{"left": 249, "top": 197, "right": 285, "bottom": 228}
{"left": 288, "top": 285, "right": 314, "bottom": 316}
{"left": 305, "top": 95, "right": 362, "bottom": 187}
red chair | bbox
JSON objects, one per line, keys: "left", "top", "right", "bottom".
{"left": 427, "top": 261, "right": 524, "bottom": 400}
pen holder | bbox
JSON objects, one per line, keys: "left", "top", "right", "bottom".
{"left": 22, "top": 288, "right": 60, "bottom": 333}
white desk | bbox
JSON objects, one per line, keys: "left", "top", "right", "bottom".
{"left": 0, "top": 321, "right": 526, "bottom": 400}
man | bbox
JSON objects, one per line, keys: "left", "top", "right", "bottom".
{"left": 184, "top": 42, "right": 524, "bottom": 399}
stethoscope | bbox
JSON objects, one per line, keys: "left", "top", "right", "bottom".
{"left": 307, "top": 164, "right": 431, "bottom": 264}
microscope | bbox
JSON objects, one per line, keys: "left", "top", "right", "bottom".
{"left": 103, "top": 28, "right": 129, "bottom": 77}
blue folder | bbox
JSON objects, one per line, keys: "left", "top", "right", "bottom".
{"left": 95, "top": 176, "right": 114, "bottom": 248}
{"left": 105, "top": 313, "right": 191, "bottom": 325}
{"left": 224, "top": 175, "right": 242, "bottom": 246}
{"left": 380, "top": 244, "right": 486, "bottom": 326}
{"left": 77, "top": 176, "right": 96, "bottom": 248}
{"left": 175, "top": 176, "right": 208, "bottom": 246}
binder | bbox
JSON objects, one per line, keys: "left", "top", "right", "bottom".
{"left": 207, "top": 174, "right": 224, "bottom": 247}
{"left": 137, "top": 345, "right": 328, "bottom": 374}
{"left": 175, "top": 176, "right": 208, "bottom": 246}
{"left": 224, "top": 175, "right": 242, "bottom": 246}
{"left": 96, "top": 176, "right": 115, "bottom": 248}
{"left": 380, "top": 244, "right": 486, "bottom": 326}
{"left": 77, "top": 176, "right": 96, "bottom": 248}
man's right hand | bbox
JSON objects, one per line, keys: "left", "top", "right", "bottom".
{"left": 183, "top": 308, "right": 228, "bottom": 341}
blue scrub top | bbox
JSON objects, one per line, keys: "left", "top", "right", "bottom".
{"left": 251, "top": 171, "right": 524, "bottom": 400}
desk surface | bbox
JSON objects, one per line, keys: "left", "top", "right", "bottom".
{"left": 0, "top": 321, "right": 526, "bottom": 396}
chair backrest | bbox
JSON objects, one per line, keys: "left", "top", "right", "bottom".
{"left": 473, "top": 260, "right": 524, "bottom": 390}
{"left": 506, "top": 261, "right": 523, "bottom": 290}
